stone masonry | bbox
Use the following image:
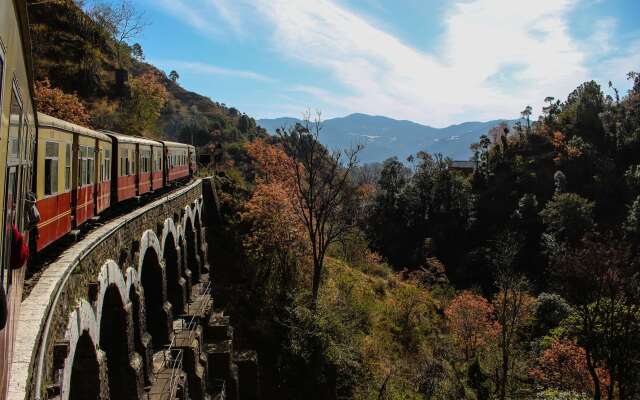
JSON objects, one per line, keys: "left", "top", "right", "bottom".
{"left": 8, "top": 177, "right": 259, "bottom": 400}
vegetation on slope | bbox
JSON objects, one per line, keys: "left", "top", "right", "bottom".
{"left": 209, "top": 73, "right": 640, "bottom": 400}
{"left": 27, "top": 0, "right": 266, "bottom": 146}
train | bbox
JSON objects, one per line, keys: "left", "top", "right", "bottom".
{"left": 0, "top": 1, "right": 197, "bottom": 397}
{"left": 35, "top": 114, "right": 197, "bottom": 251}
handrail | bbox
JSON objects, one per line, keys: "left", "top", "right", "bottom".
{"left": 155, "top": 279, "right": 212, "bottom": 397}
{"left": 166, "top": 348, "right": 184, "bottom": 399}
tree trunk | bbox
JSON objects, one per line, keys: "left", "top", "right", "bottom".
{"left": 499, "top": 347, "right": 508, "bottom": 400}
{"left": 585, "top": 349, "right": 601, "bottom": 400}
{"left": 311, "top": 259, "right": 322, "bottom": 311}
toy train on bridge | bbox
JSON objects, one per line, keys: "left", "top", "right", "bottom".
{"left": 35, "top": 115, "right": 197, "bottom": 251}
{"left": 0, "top": 1, "right": 197, "bottom": 397}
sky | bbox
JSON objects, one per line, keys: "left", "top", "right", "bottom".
{"left": 131, "top": 0, "right": 640, "bottom": 127}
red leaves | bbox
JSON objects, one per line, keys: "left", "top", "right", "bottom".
{"left": 35, "top": 78, "right": 91, "bottom": 127}
{"left": 530, "top": 338, "right": 610, "bottom": 397}
{"left": 445, "top": 291, "right": 500, "bottom": 361}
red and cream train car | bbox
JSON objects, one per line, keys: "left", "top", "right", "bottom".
{"left": 34, "top": 113, "right": 112, "bottom": 250}
{"left": 104, "top": 132, "right": 165, "bottom": 201}
{"left": 163, "top": 140, "right": 190, "bottom": 184}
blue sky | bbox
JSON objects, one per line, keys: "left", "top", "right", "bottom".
{"left": 130, "top": 0, "right": 640, "bottom": 127}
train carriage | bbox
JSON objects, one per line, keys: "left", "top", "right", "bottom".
{"left": 104, "top": 131, "right": 136, "bottom": 202}
{"left": 162, "top": 140, "right": 190, "bottom": 184}
{"left": 104, "top": 131, "right": 162, "bottom": 201}
{"left": 35, "top": 114, "right": 113, "bottom": 250}
{"left": 0, "top": 0, "right": 37, "bottom": 396}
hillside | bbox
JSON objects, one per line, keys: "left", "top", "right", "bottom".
{"left": 27, "top": 0, "right": 266, "bottom": 145}
{"left": 259, "top": 113, "right": 520, "bottom": 163}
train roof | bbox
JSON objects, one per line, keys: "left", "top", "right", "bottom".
{"left": 38, "top": 113, "right": 111, "bottom": 141}
{"left": 100, "top": 130, "right": 162, "bottom": 146}
{"left": 160, "top": 140, "right": 191, "bottom": 149}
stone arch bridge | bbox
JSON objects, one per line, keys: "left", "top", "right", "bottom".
{"left": 8, "top": 179, "right": 257, "bottom": 400}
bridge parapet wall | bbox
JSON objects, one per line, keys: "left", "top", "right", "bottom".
{"left": 9, "top": 179, "right": 206, "bottom": 400}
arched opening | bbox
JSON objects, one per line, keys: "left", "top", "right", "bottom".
{"left": 163, "top": 232, "right": 184, "bottom": 314}
{"left": 186, "top": 218, "right": 200, "bottom": 282}
{"left": 99, "top": 285, "right": 134, "bottom": 400}
{"left": 140, "top": 248, "right": 169, "bottom": 348}
{"left": 68, "top": 332, "right": 100, "bottom": 400}
{"left": 129, "top": 284, "right": 151, "bottom": 385}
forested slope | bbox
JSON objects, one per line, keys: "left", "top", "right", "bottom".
{"left": 27, "top": 0, "right": 266, "bottom": 145}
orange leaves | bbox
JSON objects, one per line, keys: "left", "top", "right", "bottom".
{"left": 35, "top": 78, "right": 91, "bottom": 127}
{"left": 445, "top": 291, "right": 500, "bottom": 361}
{"left": 551, "top": 131, "right": 583, "bottom": 163}
{"left": 241, "top": 139, "right": 306, "bottom": 261}
{"left": 245, "top": 138, "right": 296, "bottom": 185}
{"left": 530, "top": 338, "right": 610, "bottom": 397}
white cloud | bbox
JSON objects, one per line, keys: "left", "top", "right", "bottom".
{"left": 155, "top": 0, "right": 222, "bottom": 37}
{"left": 158, "top": 0, "right": 630, "bottom": 125}
{"left": 207, "top": 0, "right": 245, "bottom": 37}
{"left": 154, "top": 60, "right": 276, "bottom": 83}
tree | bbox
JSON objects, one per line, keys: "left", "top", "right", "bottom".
{"left": 169, "top": 70, "right": 179, "bottom": 82}
{"left": 553, "top": 235, "right": 640, "bottom": 400}
{"left": 540, "top": 192, "right": 594, "bottom": 244}
{"left": 277, "top": 111, "right": 362, "bottom": 310}
{"left": 121, "top": 71, "right": 168, "bottom": 136}
{"left": 131, "top": 42, "right": 144, "bottom": 61}
{"left": 533, "top": 293, "right": 572, "bottom": 335}
{"left": 521, "top": 105, "right": 533, "bottom": 132}
{"left": 492, "top": 234, "right": 535, "bottom": 400}
{"left": 445, "top": 291, "right": 498, "bottom": 361}
{"left": 35, "top": 78, "right": 91, "bottom": 127}
{"left": 88, "top": 0, "right": 149, "bottom": 66}
{"left": 530, "top": 338, "right": 607, "bottom": 397}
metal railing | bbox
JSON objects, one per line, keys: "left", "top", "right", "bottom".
{"left": 155, "top": 279, "right": 212, "bottom": 398}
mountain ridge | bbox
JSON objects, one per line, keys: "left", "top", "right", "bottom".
{"left": 258, "top": 113, "right": 519, "bottom": 163}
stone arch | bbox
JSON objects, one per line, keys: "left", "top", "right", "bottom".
{"left": 161, "top": 218, "right": 187, "bottom": 314}
{"left": 125, "top": 268, "right": 153, "bottom": 385}
{"left": 182, "top": 206, "right": 201, "bottom": 282}
{"left": 61, "top": 300, "right": 106, "bottom": 400}
{"left": 96, "top": 260, "right": 128, "bottom": 330}
{"left": 176, "top": 223, "right": 193, "bottom": 298}
{"left": 138, "top": 229, "right": 172, "bottom": 349}
{"left": 97, "top": 263, "right": 142, "bottom": 400}
{"left": 192, "top": 205, "right": 209, "bottom": 276}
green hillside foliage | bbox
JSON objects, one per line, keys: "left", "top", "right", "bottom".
{"left": 209, "top": 73, "right": 640, "bottom": 400}
{"left": 27, "top": 0, "right": 266, "bottom": 145}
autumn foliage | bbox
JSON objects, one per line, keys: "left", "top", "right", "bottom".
{"left": 445, "top": 291, "right": 499, "bottom": 361}
{"left": 241, "top": 139, "right": 306, "bottom": 272}
{"left": 122, "top": 71, "right": 168, "bottom": 136}
{"left": 35, "top": 78, "right": 91, "bottom": 127}
{"left": 530, "top": 338, "right": 610, "bottom": 397}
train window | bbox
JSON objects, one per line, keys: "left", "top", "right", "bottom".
{"left": 8, "top": 89, "right": 22, "bottom": 162}
{"left": 64, "top": 143, "right": 71, "bottom": 191}
{"left": 104, "top": 149, "right": 111, "bottom": 181}
{"left": 44, "top": 142, "right": 60, "bottom": 196}
{"left": 87, "top": 147, "right": 94, "bottom": 185}
{"left": 78, "top": 146, "right": 86, "bottom": 186}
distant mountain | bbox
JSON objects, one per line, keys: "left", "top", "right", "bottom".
{"left": 258, "top": 113, "right": 519, "bottom": 163}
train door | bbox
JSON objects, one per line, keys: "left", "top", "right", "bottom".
{"left": 2, "top": 86, "right": 24, "bottom": 290}
{"left": 93, "top": 139, "right": 100, "bottom": 215}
